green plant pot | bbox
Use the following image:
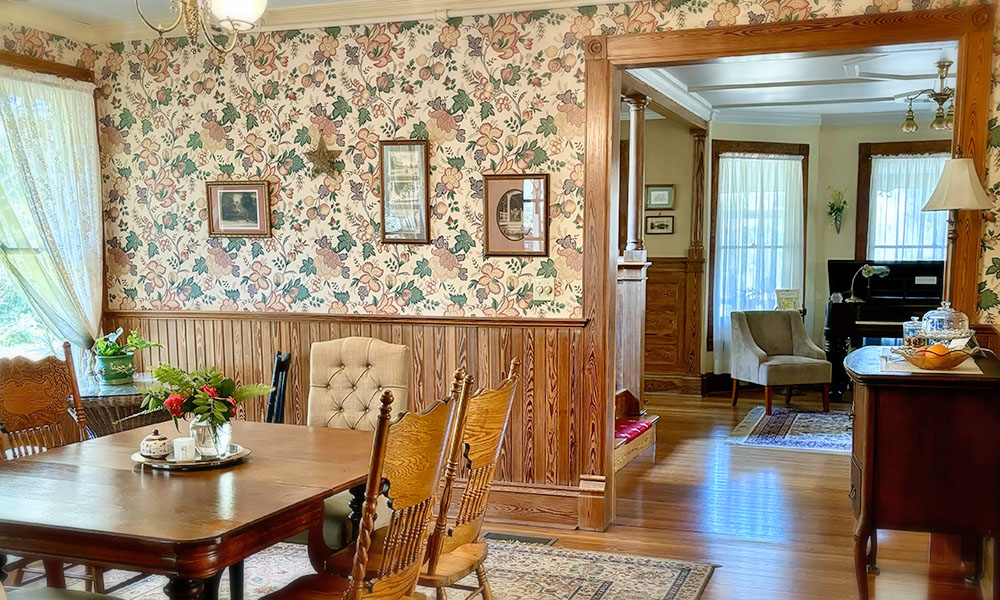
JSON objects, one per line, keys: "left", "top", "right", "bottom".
{"left": 96, "top": 353, "right": 136, "bottom": 386}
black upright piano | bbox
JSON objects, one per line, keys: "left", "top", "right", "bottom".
{"left": 824, "top": 259, "right": 943, "bottom": 400}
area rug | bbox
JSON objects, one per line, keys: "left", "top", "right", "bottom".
{"left": 53, "top": 540, "right": 713, "bottom": 600}
{"left": 727, "top": 406, "right": 852, "bottom": 454}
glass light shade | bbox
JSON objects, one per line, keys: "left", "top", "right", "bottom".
{"left": 210, "top": 0, "right": 267, "bottom": 31}
{"left": 944, "top": 103, "right": 955, "bottom": 130}
{"left": 922, "top": 158, "right": 993, "bottom": 211}
{"left": 900, "top": 107, "right": 919, "bottom": 133}
{"left": 930, "top": 106, "right": 948, "bottom": 131}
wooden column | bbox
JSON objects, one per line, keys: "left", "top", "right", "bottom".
{"left": 686, "top": 128, "right": 707, "bottom": 377}
{"left": 623, "top": 94, "right": 648, "bottom": 262}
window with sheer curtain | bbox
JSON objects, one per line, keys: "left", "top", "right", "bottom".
{"left": 867, "top": 153, "right": 949, "bottom": 261}
{"left": 0, "top": 65, "right": 103, "bottom": 364}
{"left": 712, "top": 151, "right": 805, "bottom": 374}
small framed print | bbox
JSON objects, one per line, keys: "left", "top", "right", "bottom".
{"left": 380, "top": 140, "right": 430, "bottom": 244}
{"left": 645, "top": 215, "right": 674, "bottom": 235}
{"left": 775, "top": 288, "right": 802, "bottom": 311}
{"left": 483, "top": 173, "right": 549, "bottom": 257}
{"left": 645, "top": 184, "right": 675, "bottom": 210}
{"left": 206, "top": 180, "right": 271, "bottom": 237}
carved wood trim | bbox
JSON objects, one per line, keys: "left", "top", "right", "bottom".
{"left": 103, "top": 310, "right": 586, "bottom": 329}
{"left": 0, "top": 50, "right": 94, "bottom": 83}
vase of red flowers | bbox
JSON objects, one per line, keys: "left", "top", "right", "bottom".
{"left": 138, "top": 364, "right": 272, "bottom": 458}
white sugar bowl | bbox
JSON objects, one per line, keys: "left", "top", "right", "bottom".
{"left": 140, "top": 429, "right": 171, "bottom": 459}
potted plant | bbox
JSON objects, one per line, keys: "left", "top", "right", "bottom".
{"left": 93, "top": 328, "right": 162, "bottom": 386}
{"left": 137, "top": 364, "right": 271, "bottom": 458}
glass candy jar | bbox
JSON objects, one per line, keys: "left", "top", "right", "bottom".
{"left": 921, "top": 301, "right": 972, "bottom": 345}
{"left": 902, "top": 318, "right": 926, "bottom": 348}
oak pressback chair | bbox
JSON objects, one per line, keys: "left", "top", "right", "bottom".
{"left": 0, "top": 343, "right": 106, "bottom": 593}
{"left": 419, "top": 359, "right": 521, "bottom": 600}
{"left": 262, "top": 389, "right": 456, "bottom": 600}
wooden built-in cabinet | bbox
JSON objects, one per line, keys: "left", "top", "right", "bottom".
{"left": 846, "top": 346, "right": 1000, "bottom": 600}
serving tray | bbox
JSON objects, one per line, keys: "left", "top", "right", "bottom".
{"left": 131, "top": 444, "right": 252, "bottom": 471}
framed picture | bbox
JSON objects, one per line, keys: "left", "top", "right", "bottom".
{"left": 483, "top": 174, "right": 549, "bottom": 257}
{"left": 645, "top": 215, "right": 674, "bottom": 235}
{"left": 206, "top": 180, "right": 271, "bottom": 237}
{"left": 645, "top": 184, "right": 675, "bottom": 210}
{"left": 775, "top": 288, "right": 802, "bottom": 311}
{"left": 380, "top": 140, "right": 430, "bottom": 244}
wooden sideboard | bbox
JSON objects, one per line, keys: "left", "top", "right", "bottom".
{"left": 845, "top": 346, "right": 1000, "bottom": 600}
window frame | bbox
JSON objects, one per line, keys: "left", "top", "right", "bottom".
{"left": 706, "top": 140, "right": 809, "bottom": 351}
{"left": 854, "top": 139, "right": 952, "bottom": 260}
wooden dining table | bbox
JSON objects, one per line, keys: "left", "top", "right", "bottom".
{"left": 0, "top": 421, "right": 372, "bottom": 599}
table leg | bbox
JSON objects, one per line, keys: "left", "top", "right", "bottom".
{"left": 201, "top": 571, "right": 222, "bottom": 600}
{"left": 164, "top": 577, "right": 204, "bottom": 599}
{"left": 43, "top": 559, "right": 66, "bottom": 589}
{"left": 348, "top": 482, "right": 366, "bottom": 542}
{"left": 230, "top": 561, "right": 245, "bottom": 600}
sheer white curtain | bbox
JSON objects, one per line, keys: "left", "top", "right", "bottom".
{"left": 867, "top": 154, "right": 948, "bottom": 261}
{"left": 0, "top": 65, "right": 102, "bottom": 357}
{"left": 713, "top": 153, "right": 804, "bottom": 373}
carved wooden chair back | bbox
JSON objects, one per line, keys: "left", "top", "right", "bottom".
{"left": 345, "top": 390, "right": 456, "bottom": 600}
{"left": 0, "top": 342, "right": 86, "bottom": 460}
{"left": 425, "top": 359, "right": 520, "bottom": 573}
{"left": 265, "top": 351, "right": 291, "bottom": 423}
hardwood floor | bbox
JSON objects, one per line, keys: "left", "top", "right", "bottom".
{"left": 495, "top": 390, "right": 982, "bottom": 600}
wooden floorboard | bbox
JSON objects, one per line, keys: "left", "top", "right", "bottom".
{"left": 491, "top": 390, "right": 982, "bottom": 600}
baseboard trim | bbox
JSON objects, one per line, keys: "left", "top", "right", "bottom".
{"left": 449, "top": 481, "right": 579, "bottom": 529}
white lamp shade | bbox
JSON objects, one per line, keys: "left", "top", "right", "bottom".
{"left": 210, "top": 0, "right": 267, "bottom": 31}
{"left": 922, "top": 158, "right": 993, "bottom": 211}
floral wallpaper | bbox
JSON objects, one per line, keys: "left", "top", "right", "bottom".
{"left": 3, "top": 0, "right": 1000, "bottom": 321}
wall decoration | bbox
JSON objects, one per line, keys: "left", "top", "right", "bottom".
{"left": 827, "top": 186, "right": 848, "bottom": 234}
{"left": 484, "top": 174, "right": 549, "bottom": 257}
{"left": 206, "top": 181, "right": 270, "bottom": 238}
{"left": 646, "top": 215, "right": 674, "bottom": 235}
{"left": 380, "top": 140, "right": 430, "bottom": 244}
{"left": 645, "top": 185, "right": 675, "bottom": 210}
{"left": 304, "top": 139, "right": 342, "bottom": 178}
{"left": 775, "top": 289, "right": 802, "bottom": 311}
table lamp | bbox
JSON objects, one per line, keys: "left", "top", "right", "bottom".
{"left": 921, "top": 157, "right": 993, "bottom": 301}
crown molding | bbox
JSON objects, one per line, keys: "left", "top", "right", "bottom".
{"left": 0, "top": 1, "right": 100, "bottom": 45}
{"left": 712, "top": 109, "right": 823, "bottom": 126}
{"left": 6, "top": 0, "right": 626, "bottom": 45}
{"left": 626, "top": 68, "right": 714, "bottom": 124}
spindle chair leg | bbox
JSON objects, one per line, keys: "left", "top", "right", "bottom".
{"left": 435, "top": 587, "right": 448, "bottom": 600}
{"left": 476, "top": 565, "right": 493, "bottom": 600}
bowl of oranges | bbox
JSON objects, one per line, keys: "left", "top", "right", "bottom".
{"left": 893, "top": 343, "right": 974, "bottom": 370}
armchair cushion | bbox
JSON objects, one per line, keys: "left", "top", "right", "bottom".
{"left": 758, "top": 356, "right": 832, "bottom": 386}
{"left": 307, "top": 337, "right": 410, "bottom": 431}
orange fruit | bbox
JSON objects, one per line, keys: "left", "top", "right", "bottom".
{"left": 922, "top": 344, "right": 950, "bottom": 369}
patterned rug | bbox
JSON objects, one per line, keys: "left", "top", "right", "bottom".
{"left": 727, "top": 406, "right": 852, "bottom": 454}
{"left": 47, "top": 540, "right": 714, "bottom": 600}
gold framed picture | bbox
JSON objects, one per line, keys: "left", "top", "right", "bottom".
{"left": 380, "top": 140, "right": 431, "bottom": 244}
{"left": 483, "top": 173, "right": 549, "bottom": 257}
{"left": 206, "top": 180, "right": 271, "bottom": 237}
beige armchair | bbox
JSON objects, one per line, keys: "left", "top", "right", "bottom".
{"left": 299, "top": 336, "right": 410, "bottom": 549}
{"left": 729, "top": 311, "right": 831, "bottom": 415}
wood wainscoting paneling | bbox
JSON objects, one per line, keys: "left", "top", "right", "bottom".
{"left": 644, "top": 257, "right": 704, "bottom": 395}
{"left": 103, "top": 310, "right": 586, "bottom": 527}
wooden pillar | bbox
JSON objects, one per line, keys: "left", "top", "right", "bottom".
{"left": 623, "top": 94, "right": 648, "bottom": 262}
{"left": 616, "top": 260, "right": 650, "bottom": 413}
{"left": 685, "top": 128, "right": 707, "bottom": 377}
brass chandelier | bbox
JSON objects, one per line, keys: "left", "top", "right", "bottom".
{"left": 900, "top": 60, "right": 955, "bottom": 133}
{"left": 135, "top": 0, "right": 268, "bottom": 54}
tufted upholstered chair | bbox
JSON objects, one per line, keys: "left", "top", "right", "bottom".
{"left": 294, "top": 337, "right": 411, "bottom": 551}
{"left": 306, "top": 337, "right": 410, "bottom": 430}
{"left": 730, "top": 311, "right": 831, "bottom": 416}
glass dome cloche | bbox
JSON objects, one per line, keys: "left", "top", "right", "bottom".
{"left": 921, "top": 301, "right": 972, "bottom": 343}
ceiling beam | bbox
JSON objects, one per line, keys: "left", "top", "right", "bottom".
{"left": 688, "top": 73, "right": 953, "bottom": 92}
{"left": 621, "top": 71, "right": 710, "bottom": 129}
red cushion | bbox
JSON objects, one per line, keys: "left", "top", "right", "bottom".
{"left": 614, "top": 419, "right": 653, "bottom": 441}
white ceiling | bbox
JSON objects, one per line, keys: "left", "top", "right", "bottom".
{"left": 630, "top": 41, "right": 960, "bottom": 126}
{"left": 7, "top": 0, "right": 332, "bottom": 25}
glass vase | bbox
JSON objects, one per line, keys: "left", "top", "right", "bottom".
{"left": 189, "top": 418, "right": 232, "bottom": 459}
